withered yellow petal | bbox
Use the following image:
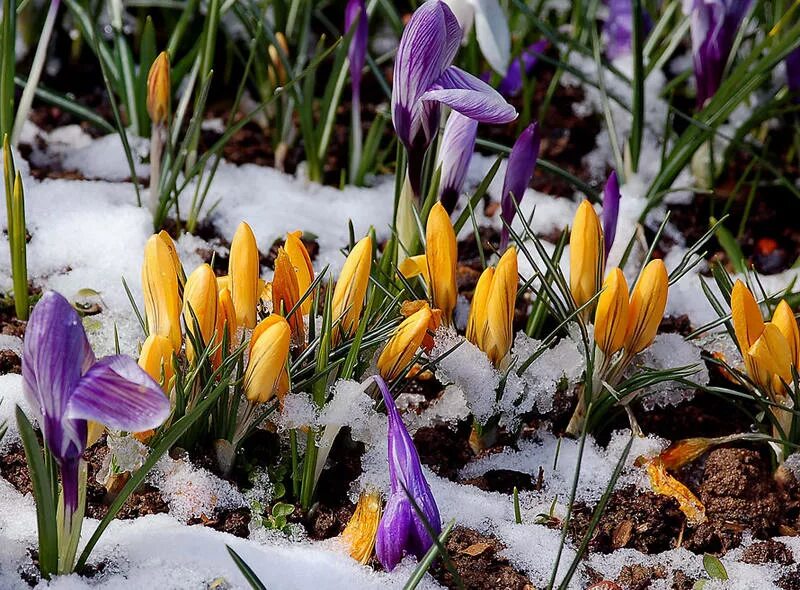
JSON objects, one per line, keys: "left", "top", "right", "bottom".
{"left": 569, "top": 200, "right": 604, "bottom": 310}
{"left": 731, "top": 280, "right": 765, "bottom": 353}
{"left": 425, "top": 202, "right": 458, "bottom": 325}
{"left": 142, "top": 234, "right": 182, "bottom": 350}
{"left": 342, "top": 489, "right": 382, "bottom": 564}
{"left": 594, "top": 267, "right": 629, "bottom": 356}
{"left": 229, "top": 222, "right": 260, "bottom": 329}
{"left": 645, "top": 458, "right": 706, "bottom": 527}
{"left": 625, "top": 259, "right": 668, "bottom": 354}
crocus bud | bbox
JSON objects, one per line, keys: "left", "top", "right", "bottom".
{"left": 138, "top": 334, "right": 175, "bottom": 390}
{"left": 244, "top": 315, "right": 291, "bottom": 403}
{"left": 772, "top": 300, "right": 800, "bottom": 367}
{"left": 345, "top": 0, "right": 368, "bottom": 101}
{"left": 496, "top": 40, "right": 547, "bottom": 98}
{"left": 425, "top": 203, "right": 457, "bottom": 325}
{"left": 229, "top": 222, "right": 260, "bottom": 329}
{"left": 268, "top": 32, "right": 289, "bottom": 87}
{"left": 730, "top": 280, "right": 764, "bottom": 354}
{"left": 484, "top": 248, "right": 518, "bottom": 368}
{"left": 625, "top": 259, "right": 668, "bottom": 354}
{"left": 284, "top": 231, "right": 315, "bottom": 315}
{"left": 142, "top": 234, "right": 182, "bottom": 350}
{"left": 157, "top": 230, "right": 185, "bottom": 287}
{"left": 594, "top": 267, "right": 629, "bottom": 356}
{"left": 331, "top": 236, "right": 372, "bottom": 343}
{"left": 500, "top": 123, "right": 540, "bottom": 249}
{"left": 182, "top": 264, "right": 219, "bottom": 362}
{"left": 342, "top": 489, "right": 382, "bottom": 564}
{"left": 378, "top": 304, "right": 434, "bottom": 381}
{"left": 273, "top": 248, "right": 305, "bottom": 344}
{"left": 147, "top": 51, "right": 171, "bottom": 126}
{"left": 437, "top": 112, "right": 478, "bottom": 213}
{"left": 374, "top": 376, "right": 441, "bottom": 571}
{"left": 466, "top": 266, "right": 494, "bottom": 348}
{"left": 569, "top": 200, "right": 604, "bottom": 312}
{"left": 747, "top": 322, "right": 793, "bottom": 396}
{"left": 216, "top": 287, "right": 237, "bottom": 350}
{"left": 602, "top": 171, "right": 621, "bottom": 259}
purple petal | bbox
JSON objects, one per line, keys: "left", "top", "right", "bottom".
{"left": 375, "top": 493, "right": 414, "bottom": 571}
{"left": 22, "top": 291, "right": 94, "bottom": 463}
{"left": 787, "top": 46, "right": 800, "bottom": 98}
{"left": 437, "top": 111, "right": 478, "bottom": 213}
{"left": 686, "top": 0, "right": 752, "bottom": 107}
{"left": 500, "top": 123, "right": 540, "bottom": 249}
{"left": 67, "top": 355, "right": 171, "bottom": 433}
{"left": 391, "top": 1, "right": 462, "bottom": 148}
{"left": 497, "top": 40, "right": 548, "bottom": 97}
{"left": 602, "top": 171, "right": 621, "bottom": 257}
{"left": 422, "top": 66, "right": 518, "bottom": 124}
{"left": 345, "top": 0, "right": 368, "bottom": 100}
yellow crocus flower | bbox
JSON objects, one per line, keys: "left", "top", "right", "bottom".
{"left": 182, "top": 264, "right": 219, "bottom": 361}
{"left": 331, "top": 236, "right": 372, "bottom": 343}
{"left": 594, "top": 267, "right": 629, "bottom": 356}
{"left": 142, "top": 233, "right": 182, "bottom": 350}
{"left": 624, "top": 259, "right": 668, "bottom": 354}
{"left": 284, "top": 231, "right": 315, "bottom": 314}
{"left": 425, "top": 202, "right": 457, "bottom": 324}
{"left": 244, "top": 315, "right": 291, "bottom": 403}
{"left": 569, "top": 200, "right": 604, "bottom": 312}
{"left": 229, "top": 222, "right": 261, "bottom": 329}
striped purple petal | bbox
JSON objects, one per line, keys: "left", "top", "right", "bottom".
{"left": 345, "top": 0, "right": 368, "bottom": 101}
{"left": 602, "top": 171, "right": 621, "bottom": 258}
{"left": 422, "top": 65, "right": 518, "bottom": 124}
{"left": 500, "top": 123, "right": 540, "bottom": 249}
{"left": 437, "top": 111, "right": 478, "bottom": 213}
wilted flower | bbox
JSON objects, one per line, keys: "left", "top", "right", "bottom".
{"left": 142, "top": 233, "right": 182, "bottom": 350}
{"left": 273, "top": 248, "right": 305, "bottom": 344}
{"left": 392, "top": 0, "right": 516, "bottom": 194}
{"left": 437, "top": 111, "right": 478, "bottom": 213}
{"left": 374, "top": 376, "right": 441, "bottom": 571}
{"left": 284, "top": 231, "right": 315, "bottom": 314}
{"left": 332, "top": 236, "right": 372, "bottom": 343}
{"left": 182, "top": 264, "right": 219, "bottom": 362}
{"left": 342, "top": 489, "right": 383, "bottom": 564}
{"left": 425, "top": 203, "right": 458, "bottom": 324}
{"left": 138, "top": 333, "right": 175, "bottom": 390}
{"left": 500, "top": 123, "right": 540, "bottom": 249}
{"left": 378, "top": 303, "right": 438, "bottom": 381}
{"left": 345, "top": 0, "right": 368, "bottom": 102}
{"left": 684, "top": 0, "right": 752, "bottom": 107}
{"left": 23, "top": 292, "right": 170, "bottom": 515}
{"left": 602, "top": 171, "right": 621, "bottom": 258}
{"left": 147, "top": 52, "right": 170, "bottom": 126}
{"left": 625, "top": 259, "right": 668, "bottom": 354}
{"left": 594, "top": 268, "right": 629, "bottom": 356}
{"left": 229, "top": 222, "right": 261, "bottom": 329}
{"left": 443, "top": 0, "right": 510, "bottom": 74}
{"left": 569, "top": 201, "right": 604, "bottom": 313}
{"left": 243, "top": 315, "right": 291, "bottom": 403}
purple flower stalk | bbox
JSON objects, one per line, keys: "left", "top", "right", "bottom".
{"left": 787, "top": 46, "right": 800, "bottom": 99}
{"left": 602, "top": 171, "right": 621, "bottom": 258}
{"left": 345, "top": 0, "right": 368, "bottom": 104}
{"left": 437, "top": 111, "right": 478, "bottom": 213}
{"left": 496, "top": 40, "right": 548, "bottom": 97}
{"left": 500, "top": 123, "right": 540, "bottom": 249}
{"left": 392, "top": 0, "right": 517, "bottom": 195}
{"left": 684, "top": 0, "right": 752, "bottom": 107}
{"left": 374, "top": 376, "right": 441, "bottom": 571}
{"left": 23, "top": 292, "right": 170, "bottom": 514}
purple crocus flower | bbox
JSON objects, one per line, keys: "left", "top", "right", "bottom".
{"left": 437, "top": 111, "right": 478, "bottom": 213}
{"left": 603, "top": 0, "right": 651, "bottom": 60}
{"left": 496, "top": 40, "right": 548, "bottom": 97}
{"left": 684, "top": 0, "right": 752, "bottom": 107}
{"left": 787, "top": 46, "right": 800, "bottom": 99}
{"left": 22, "top": 291, "right": 170, "bottom": 512}
{"left": 345, "top": 0, "right": 368, "bottom": 103}
{"left": 500, "top": 123, "right": 540, "bottom": 249}
{"left": 392, "top": 0, "right": 517, "bottom": 195}
{"left": 602, "top": 171, "right": 621, "bottom": 258}
{"left": 374, "top": 376, "right": 441, "bottom": 571}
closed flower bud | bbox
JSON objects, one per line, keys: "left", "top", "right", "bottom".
{"left": 273, "top": 248, "right": 305, "bottom": 344}
{"left": 142, "top": 234, "right": 182, "bottom": 350}
{"left": 229, "top": 222, "right": 261, "bottom": 329}
{"left": 425, "top": 203, "right": 457, "bottom": 324}
{"left": 378, "top": 304, "right": 433, "bottom": 381}
{"left": 466, "top": 267, "right": 494, "bottom": 348}
{"left": 216, "top": 287, "right": 237, "bottom": 351}
{"left": 569, "top": 200, "right": 604, "bottom": 312}
{"left": 484, "top": 248, "right": 518, "bottom": 368}
{"left": 748, "top": 322, "right": 793, "bottom": 397}
{"left": 772, "top": 300, "right": 800, "bottom": 368}
{"left": 182, "top": 264, "right": 219, "bottom": 362}
{"left": 244, "top": 315, "right": 291, "bottom": 403}
{"left": 284, "top": 231, "right": 315, "bottom": 315}
{"left": 342, "top": 489, "right": 383, "bottom": 564}
{"left": 731, "top": 280, "right": 765, "bottom": 354}
{"left": 268, "top": 32, "right": 289, "bottom": 87}
{"left": 138, "top": 334, "right": 175, "bottom": 390}
{"left": 158, "top": 230, "right": 184, "bottom": 286}
{"left": 147, "top": 51, "right": 171, "bottom": 126}
{"left": 332, "top": 236, "right": 372, "bottom": 343}
{"left": 594, "top": 267, "right": 629, "bottom": 356}
{"left": 625, "top": 259, "right": 668, "bottom": 354}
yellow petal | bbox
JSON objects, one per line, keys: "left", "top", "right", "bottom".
{"left": 284, "top": 231, "right": 315, "bottom": 314}
{"left": 569, "top": 200, "right": 604, "bottom": 310}
{"left": 466, "top": 267, "right": 494, "bottom": 349}
{"left": 229, "top": 222, "right": 261, "bottom": 329}
{"left": 146, "top": 51, "right": 170, "bottom": 125}
{"left": 748, "top": 322, "right": 793, "bottom": 396}
{"left": 644, "top": 458, "right": 706, "bottom": 527}
{"left": 273, "top": 248, "right": 305, "bottom": 344}
{"left": 625, "top": 259, "right": 668, "bottom": 354}
{"left": 342, "top": 489, "right": 383, "bottom": 564}
{"left": 216, "top": 287, "right": 237, "bottom": 350}
{"left": 244, "top": 315, "right": 291, "bottom": 403}
{"left": 731, "top": 280, "right": 765, "bottom": 353}
{"left": 138, "top": 333, "right": 175, "bottom": 391}
{"left": 331, "top": 236, "right": 372, "bottom": 343}
{"left": 158, "top": 230, "right": 184, "bottom": 286}
{"left": 398, "top": 254, "right": 429, "bottom": 284}
{"left": 425, "top": 203, "right": 458, "bottom": 325}
{"left": 142, "top": 234, "right": 182, "bottom": 350}
{"left": 484, "top": 248, "right": 517, "bottom": 368}
{"left": 377, "top": 304, "right": 433, "bottom": 381}
{"left": 772, "top": 300, "right": 800, "bottom": 368}
{"left": 658, "top": 437, "right": 714, "bottom": 471}
{"left": 182, "top": 264, "right": 219, "bottom": 362}
{"left": 594, "top": 268, "right": 629, "bottom": 356}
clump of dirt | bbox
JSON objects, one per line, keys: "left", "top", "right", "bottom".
{"left": 741, "top": 540, "right": 794, "bottom": 565}
{"left": 188, "top": 507, "right": 252, "bottom": 538}
{"left": 615, "top": 563, "right": 666, "bottom": 590}
{"left": 0, "top": 349, "right": 22, "bottom": 374}
{"left": 414, "top": 421, "right": 474, "bottom": 480}
{"left": 433, "top": 526, "right": 534, "bottom": 590}
{"left": 460, "top": 468, "right": 540, "bottom": 495}
{"left": 685, "top": 448, "right": 781, "bottom": 554}
{"left": 0, "top": 444, "right": 32, "bottom": 495}
{"left": 570, "top": 487, "right": 686, "bottom": 554}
